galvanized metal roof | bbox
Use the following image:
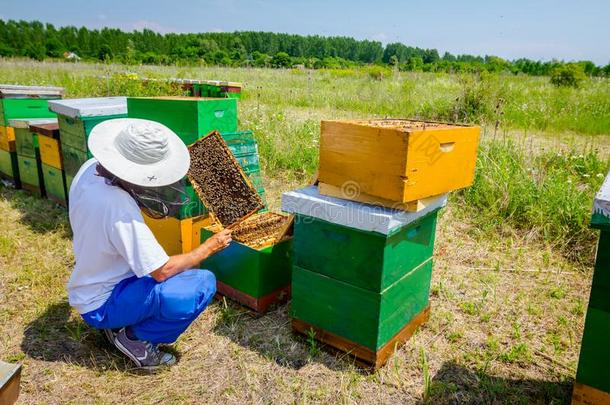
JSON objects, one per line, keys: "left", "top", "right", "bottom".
{"left": 0, "top": 84, "right": 64, "bottom": 98}
{"left": 48, "top": 97, "right": 127, "bottom": 118}
{"left": 281, "top": 185, "right": 447, "bottom": 235}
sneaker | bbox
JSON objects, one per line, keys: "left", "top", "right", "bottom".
{"left": 102, "top": 329, "right": 117, "bottom": 347}
{"left": 113, "top": 327, "right": 177, "bottom": 370}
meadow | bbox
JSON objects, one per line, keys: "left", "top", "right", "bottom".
{"left": 0, "top": 59, "right": 609, "bottom": 403}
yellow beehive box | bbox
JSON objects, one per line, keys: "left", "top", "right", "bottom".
{"left": 318, "top": 119, "right": 480, "bottom": 206}
{"left": 38, "top": 135, "right": 62, "bottom": 169}
{"left": 0, "top": 126, "right": 15, "bottom": 152}
{"left": 143, "top": 214, "right": 213, "bottom": 256}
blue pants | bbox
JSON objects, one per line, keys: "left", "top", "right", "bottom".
{"left": 81, "top": 269, "right": 216, "bottom": 344}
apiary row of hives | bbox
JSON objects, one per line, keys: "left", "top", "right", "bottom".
{"left": 0, "top": 82, "right": 295, "bottom": 316}
{"left": 281, "top": 119, "right": 481, "bottom": 368}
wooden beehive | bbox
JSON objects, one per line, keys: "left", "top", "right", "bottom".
{"left": 282, "top": 185, "right": 446, "bottom": 368}
{"left": 573, "top": 172, "right": 610, "bottom": 405}
{"left": 318, "top": 119, "right": 480, "bottom": 207}
{"left": 48, "top": 97, "right": 128, "bottom": 154}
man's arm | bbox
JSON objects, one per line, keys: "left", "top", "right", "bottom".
{"left": 150, "top": 229, "right": 232, "bottom": 282}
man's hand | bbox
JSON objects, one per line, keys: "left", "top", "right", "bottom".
{"left": 150, "top": 229, "right": 232, "bottom": 283}
{"left": 202, "top": 229, "right": 232, "bottom": 255}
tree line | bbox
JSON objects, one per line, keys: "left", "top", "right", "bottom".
{"left": 1, "top": 19, "right": 609, "bottom": 76}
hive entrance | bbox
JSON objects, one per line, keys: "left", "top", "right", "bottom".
{"left": 231, "top": 212, "right": 292, "bottom": 249}
{"left": 188, "top": 131, "right": 264, "bottom": 227}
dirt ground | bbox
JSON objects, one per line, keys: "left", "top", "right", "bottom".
{"left": 0, "top": 176, "right": 592, "bottom": 404}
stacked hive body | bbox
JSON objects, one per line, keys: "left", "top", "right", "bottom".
{"left": 285, "top": 119, "right": 480, "bottom": 368}
{"left": 573, "top": 172, "right": 610, "bottom": 405}
{"left": 0, "top": 84, "right": 64, "bottom": 187}
{"left": 128, "top": 97, "right": 239, "bottom": 254}
{"left": 30, "top": 122, "right": 67, "bottom": 206}
{"left": 283, "top": 186, "right": 446, "bottom": 367}
{"left": 8, "top": 118, "right": 57, "bottom": 197}
{"left": 188, "top": 132, "right": 292, "bottom": 313}
{"left": 48, "top": 97, "right": 128, "bottom": 191}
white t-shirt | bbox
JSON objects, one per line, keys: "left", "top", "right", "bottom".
{"left": 67, "top": 159, "right": 169, "bottom": 314}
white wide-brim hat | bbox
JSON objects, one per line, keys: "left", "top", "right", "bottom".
{"left": 88, "top": 118, "right": 190, "bottom": 187}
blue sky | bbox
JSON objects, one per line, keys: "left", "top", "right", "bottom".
{"left": 2, "top": 0, "right": 609, "bottom": 65}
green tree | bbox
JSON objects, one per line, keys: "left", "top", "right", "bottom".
{"left": 98, "top": 44, "right": 113, "bottom": 61}
{"left": 271, "top": 52, "right": 292, "bottom": 68}
{"left": 550, "top": 64, "right": 586, "bottom": 88}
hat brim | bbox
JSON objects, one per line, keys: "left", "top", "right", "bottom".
{"left": 88, "top": 118, "right": 190, "bottom": 187}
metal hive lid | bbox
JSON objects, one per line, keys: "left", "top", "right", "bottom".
{"left": 48, "top": 97, "right": 127, "bottom": 118}
{"left": 281, "top": 185, "right": 447, "bottom": 235}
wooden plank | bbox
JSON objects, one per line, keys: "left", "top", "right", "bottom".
{"left": 0, "top": 361, "right": 21, "bottom": 405}
{"left": 0, "top": 127, "right": 15, "bottom": 152}
{"left": 216, "top": 281, "right": 290, "bottom": 314}
{"left": 292, "top": 305, "right": 430, "bottom": 369}
{"left": 572, "top": 382, "right": 610, "bottom": 405}
{"left": 318, "top": 182, "right": 444, "bottom": 212}
{"left": 319, "top": 120, "right": 408, "bottom": 202}
{"left": 404, "top": 127, "right": 480, "bottom": 201}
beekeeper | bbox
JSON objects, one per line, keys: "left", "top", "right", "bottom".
{"left": 67, "top": 118, "right": 231, "bottom": 370}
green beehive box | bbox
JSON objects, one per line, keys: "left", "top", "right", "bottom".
{"left": 49, "top": 97, "right": 128, "bottom": 152}
{"left": 127, "top": 97, "right": 238, "bottom": 145}
{"left": 292, "top": 258, "right": 433, "bottom": 351}
{"left": 573, "top": 172, "right": 610, "bottom": 403}
{"left": 10, "top": 118, "right": 57, "bottom": 159}
{"left": 200, "top": 216, "right": 292, "bottom": 313}
{"left": 222, "top": 130, "right": 254, "bottom": 143}
{"left": 282, "top": 186, "right": 446, "bottom": 292}
{"left": 17, "top": 155, "right": 44, "bottom": 196}
{"left": 41, "top": 163, "right": 68, "bottom": 207}
{"left": 588, "top": 230, "right": 610, "bottom": 314}
{"left": 0, "top": 148, "right": 20, "bottom": 187}
{"left": 201, "top": 228, "right": 292, "bottom": 299}
{"left": 576, "top": 307, "right": 610, "bottom": 394}
{"left": 62, "top": 144, "right": 92, "bottom": 178}
{"left": 234, "top": 153, "right": 260, "bottom": 174}
{"left": 0, "top": 84, "right": 63, "bottom": 125}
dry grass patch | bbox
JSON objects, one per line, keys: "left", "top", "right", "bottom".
{"left": 0, "top": 179, "right": 590, "bottom": 404}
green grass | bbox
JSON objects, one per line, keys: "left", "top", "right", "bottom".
{"left": 460, "top": 139, "right": 609, "bottom": 263}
